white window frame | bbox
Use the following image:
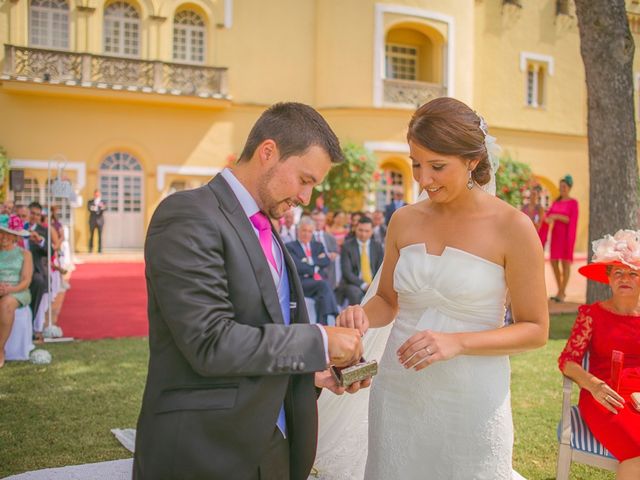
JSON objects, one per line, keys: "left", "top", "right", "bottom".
{"left": 373, "top": 4, "right": 455, "bottom": 107}
{"left": 29, "top": 0, "right": 70, "bottom": 50}
{"left": 104, "top": 2, "right": 141, "bottom": 58}
{"left": 173, "top": 10, "right": 207, "bottom": 65}
{"left": 520, "top": 52, "right": 554, "bottom": 109}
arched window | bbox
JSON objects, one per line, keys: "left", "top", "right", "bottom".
{"left": 29, "top": 0, "right": 69, "bottom": 49}
{"left": 173, "top": 10, "right": 206, "bottom": 64}
{"left": 104, "top": 2, "right": 140, "bottom": 58}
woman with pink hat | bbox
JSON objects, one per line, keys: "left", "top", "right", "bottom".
{"left": 559, "top": 229, "right": 640, "bottom": 478}
{"left": 0, "top": 214, "right": 33, "bottom": 368}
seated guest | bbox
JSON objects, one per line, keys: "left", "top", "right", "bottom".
{"left": 279, "top": 209, "right": 297, "bottom": 244}
{"left": 286, "top": 216, "right": 338, "bottom": 325}
{"left": 311, "top": 210, "right": 339, "bottom": 289}
{"left": 337, "top": 216, "right": 383, "bottom": 305}
{"left": 329, "top": 211, "right": 349, "bottom": 249}
{"left": 559, "top": 229, "right": 640, "bottom": 479}
{"left": 0, "top": 215, "right": 32, "bottom": 368}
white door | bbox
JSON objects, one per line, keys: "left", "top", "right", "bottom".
{"left": 99, "top": 152, "right": 144, "bottom": 249}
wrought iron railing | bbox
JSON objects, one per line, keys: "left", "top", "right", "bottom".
{"left": 383, "top": 78, "right": 447, "bottom": 107}
{"left": 2, "top": 44, "right": 228, "bottom": 99}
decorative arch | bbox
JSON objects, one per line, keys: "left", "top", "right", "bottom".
{"left": 533, "top": 174, "right": 557, "bottom": 209}
{"left": 376, "top": 156, "right": 412, "bottom": 210}
{"left": 158, "top": 0, "right": 221, "bottom": 23}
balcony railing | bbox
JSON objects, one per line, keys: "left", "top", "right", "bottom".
{"left": 2, "top": 44, "right": 229, "bottom": 99}
{"left": 383, "top": 78, "right": 447, "bottom": 107}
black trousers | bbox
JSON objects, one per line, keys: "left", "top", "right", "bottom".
{"left": 252, "top": 427, "right": 290, "bottom": 480}
{"left": 336, "top": 284, "right": 365, "bottom": 306}
{"left": 88, "top": 223, "right": 103, "bottom": 253}
{"left": 29, "top": 271, "right": 47, "bottom": 327}
{"left": 301, "top": 278, "right": 339, "bottom": 325}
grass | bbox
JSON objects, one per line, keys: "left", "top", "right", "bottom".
{"left": 0, "top": 316, "right": 615, "bottom": 479}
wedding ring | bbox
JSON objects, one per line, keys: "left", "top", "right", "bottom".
{"left": 425, "top": 346, "right": 432, "bottom": 355}
{"left": 605, "top": 394, "right": 611, "bottom": 402}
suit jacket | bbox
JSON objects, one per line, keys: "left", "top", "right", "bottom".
{"left": 87, "top": 199, "right": 106, "bottom": 227}
{"left": 313, "top": 230, "right": 339, "bottom": 289}
{"left": 285, "top": 240, "right": 330, "bottom": 281}
{"left": 384, "top": 200, "right": 406, "bottom": 225}
{"left": 133, "top": 175, "right": 327, "bottom": 480}
{"left": 24, "top": 223, "right": 49, "bottom": 275}
{"left": 339, "top": 237, "right": 384, "bottom": 289}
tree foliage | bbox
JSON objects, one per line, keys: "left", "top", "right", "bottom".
{"left": 0, "top": 147, "right": 8, "bottom": 203}
{"left": 495, "top": 153, "right": 534, "bottom": 208}
{"left": 313, "top": 142, "right": 376, "bottom": 212}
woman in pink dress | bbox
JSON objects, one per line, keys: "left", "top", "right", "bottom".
{"left": 541, "top": 175, "right": 579, "bottom": 302}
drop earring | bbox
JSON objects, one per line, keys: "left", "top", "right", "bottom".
{"left": 466, "top": 170, "right": 474, "bottom": 190}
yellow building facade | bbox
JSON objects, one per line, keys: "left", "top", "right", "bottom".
{"left": 0, "top": 0, "right": 638, "bottom": 251}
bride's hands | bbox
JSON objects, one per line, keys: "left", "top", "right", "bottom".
{"left": 336, "top": 305, "right": 369, "bottom": 336}
{"left": 397, "top": 330, "right": 463, "bottom": 371}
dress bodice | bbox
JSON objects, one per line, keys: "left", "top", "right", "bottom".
{"left": 0, "top": 246, "right": 25, "bottom": 285}
{"left": 394, "top": 243, "right": 507, "bottom": 332}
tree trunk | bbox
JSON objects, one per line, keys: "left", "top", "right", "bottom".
{"left": 575, "top": 0, "right": 639, "bottom": 303}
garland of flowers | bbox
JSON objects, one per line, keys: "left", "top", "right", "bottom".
{"left": 495, "top": 152, "right": 534, "bottom": 207}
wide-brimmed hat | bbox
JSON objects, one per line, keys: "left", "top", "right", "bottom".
{"left": 0, "top": 214, "right": 29, "bottom": 238}
{"left": 578, "top": 229, "right": 640, "bottom": 284}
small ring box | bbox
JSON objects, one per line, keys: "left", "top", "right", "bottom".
{"left": 631, "top": 392, "right": 640, "bottom": 412}
{"left": 331, "top": 358, "right": 378, "bottom": 387}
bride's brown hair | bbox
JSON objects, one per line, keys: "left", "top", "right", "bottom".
{"left": 407, "top": 97, "right": 491, "bottom": 186}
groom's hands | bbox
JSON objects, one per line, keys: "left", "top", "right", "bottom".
{"left": 314, "top": 368, "right": 372, "bottom": 395}
{"left": 323, "top": 327, "right": 363, "bottom": 367}
{"left": 336, "top": 305, "right": 370, "bottom": 336}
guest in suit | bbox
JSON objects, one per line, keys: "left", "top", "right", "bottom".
{"left": 287, "top": 217, "right": 339, "bottom": 326}
{"left": 384, "top": 187, "right": 406, "bottom": 225}
{"left": 23, "top": 202, "right": 48, "bottom": 329}
{"left": 311, "top": 210, "right": 339, "bottom": 289}
{"left": 279, "top": 209, "right": 297, "bottom": 244}
{"left": 338, "top": 216, "right": 384, "bottom": 306}
{"left": 133, "top": 102, "right": 367, "bottom": 480}
{"left": 87, "top": 189, "right": 106, "bottom": 253}
{"left": 372, "top": 210, "right": 387, "bottom": 246}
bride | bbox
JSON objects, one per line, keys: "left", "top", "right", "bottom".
{"left": 313, "top": 98, "right": 549, "bottom": 479}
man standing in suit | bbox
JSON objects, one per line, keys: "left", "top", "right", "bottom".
{"left": 384, "top": 187, "right": 406, "bottom": 225}
{"left": 337, "top": 216, "right": 383, "bottom": 306}
{"left": 23, "top": 202, "right": 48, "bottom": 325}
{"left": 87, "top": 189, "right": 106, "bottom": 253}
{"left": 134, "top": 103, "right": 367, "bottom": 480}
{"left": 311, "top": 210, "right": 339, "bottom": 289}
{"left": 371, "top": 210, "right": 387, "bottom": 247}
{"left": 279, "top": 209, "right": 297, "bottom": 243}
{"left": 286, "top": 216, "right": 339, "bottom": 326}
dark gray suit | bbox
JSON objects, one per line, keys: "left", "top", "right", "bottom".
{"left": 133, "top": 175, "right": 327, "bottom": 480}
{"left": 313, "top": 230, "right": 339, "bottom": 289}
{"left": 337, "top": 237, "right": 384, "bottom": 305}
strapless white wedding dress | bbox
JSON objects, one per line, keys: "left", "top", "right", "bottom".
{"left": 364, "top": 243, "right": 512, "bottom": 479}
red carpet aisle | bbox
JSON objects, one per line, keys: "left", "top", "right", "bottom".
{"left": 57, "top": 262, "right": 148, "bottom": 339}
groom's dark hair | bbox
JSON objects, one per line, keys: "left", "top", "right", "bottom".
{"left": 238, "top": 102, "right": 344, "bottom": 165}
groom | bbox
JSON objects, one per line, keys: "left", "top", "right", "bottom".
{"left": 133, "top": 103, "right": 366, "bottom": 480}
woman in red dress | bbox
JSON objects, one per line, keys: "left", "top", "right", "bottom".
{"left": 559, "top": 229, "right": 640, "bottom": 479}
{"left": 541, "top": 175, "right": 579, "bottom": 302}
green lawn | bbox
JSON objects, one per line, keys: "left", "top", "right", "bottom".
{"left": 0, "top": 316, "right": 615, "bottom": 479}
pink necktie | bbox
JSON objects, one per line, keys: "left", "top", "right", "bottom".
{"left": 250, "top": 212, "right": 279, "bottom": 274}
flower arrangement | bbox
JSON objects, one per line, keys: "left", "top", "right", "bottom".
{"left": 591, "top": 229, "right": 640, "bottom": 268}
{"left": 495, "top": 152, "right": 534, "bottom": 207}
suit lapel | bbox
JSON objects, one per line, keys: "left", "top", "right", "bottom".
{"left": 208, "top": 176, "right": 285, "bottom": 325}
